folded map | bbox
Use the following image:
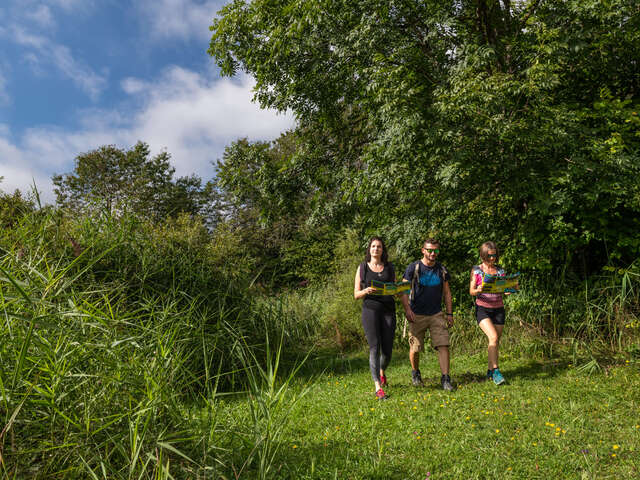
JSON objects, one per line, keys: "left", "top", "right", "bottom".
{"left": 481, "top": 272, "right": 520, "bottom": 293}
{"left": 368, "top": 280, "right": 412, "bottom": 295}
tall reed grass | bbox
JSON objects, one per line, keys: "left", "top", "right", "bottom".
{"left": 0, "top": 208, "right": 315, "bottom": 478}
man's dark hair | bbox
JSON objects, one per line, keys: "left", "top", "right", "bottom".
{"left": 422, "top": 238, "right": 440, "bottom": 248}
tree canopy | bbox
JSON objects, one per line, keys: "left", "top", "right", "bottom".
{"left": 210, "top": 0, "right": 640, "bottom": 275}
{"left": 53, "top": 142, "right": 217, "bottom": 223}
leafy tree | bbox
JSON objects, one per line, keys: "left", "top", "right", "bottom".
{"left": 210, "top": 0, "right": 640, "bottom": 274}
{"left": 0, "top": 189, "right": 35, "bottom": 229}
{"left": 53, "top": 142, "right": 216, "bottom": 223}
{"left": 215, "top": 132, "right": 337, "bottom": 284}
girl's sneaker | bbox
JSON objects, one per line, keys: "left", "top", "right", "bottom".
{"left": 376, "top": 388, "right": 388, "bottom": 400}
{"left": 492, "top": 368, "right": 505, "bottom": 385}
{"left": 380, "top": 374, "right": 388, "bottom": 387}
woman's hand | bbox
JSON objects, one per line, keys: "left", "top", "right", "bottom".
{"left": 363, "top": 286, "right": 378, "bottom": 295}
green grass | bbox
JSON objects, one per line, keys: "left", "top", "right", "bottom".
{"left": 1, "top": 209, "right": 639, "bottom": 478}
{"left": 212, "top": 349, "right": 640, "bottom": 479}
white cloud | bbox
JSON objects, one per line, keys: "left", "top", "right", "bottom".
{"left": 0, "top": 69, "right": 295, "bottom": 203}
{"left": 45, "top": 0, "right": 90, "bottom": 10}
{"left": 121, "top": 78, "right": 146, "bottom": 95}
{"left": 0, "top": 71, "right": 9, "bottom": 106}
{"left": 135, "top": 0, "right": 224, "bottom": 42}
{"left": 125, "top": 68, "right": 294, "bottom": 176}
{"left": 11, "top": 27, "right": 47, "bottom": 49}
{"left": 0, "top": 133, "right": 55, "bottom": 201}
{"left": 23, "top": 5, "right": 56, "bottom": 28}
{"left": 8, "top": 26, "right": 107, "bottom": 100}
{"left": 49, "top": 44, "right": 108, "bottom": 100}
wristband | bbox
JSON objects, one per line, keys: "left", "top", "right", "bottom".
{"left": 446, "top": 313, "right": 453, "bottom": 316}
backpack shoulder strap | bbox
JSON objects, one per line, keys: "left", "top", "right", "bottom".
{"left": 438, "top": 262, "right": 448, "bottom": 282}
{"left": 387, "top": 262, "right": 395, "bottom": 280}
{"left": 410, "top": 261, "right": 420, "bottom": 302}
{"left": 359, "top": 261, "right": 367, "bottom": 288}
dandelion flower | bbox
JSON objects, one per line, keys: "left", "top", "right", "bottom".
{"left": 613, "top": 445, "right": 619, "bottom": 450}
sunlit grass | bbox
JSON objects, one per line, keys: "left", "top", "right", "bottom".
{"left": 1, "top": 209, "right": 638, "bottom": 478}
{"left": 226, "top": 351, "right": 639, "bottom": 479}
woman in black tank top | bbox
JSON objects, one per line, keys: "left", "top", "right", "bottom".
{"left": 354, "top": 237, "right": 397, "bottom": 400}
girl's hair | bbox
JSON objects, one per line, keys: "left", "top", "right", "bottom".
{"left": 365, "top": 236, "right": 388, "bottom": 264}
{"left": 479, "top": 241, "right": 499, "bottom": 262}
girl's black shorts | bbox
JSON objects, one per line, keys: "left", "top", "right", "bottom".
{"left": 475, "top": 305, "right": 505, "bottom": 325}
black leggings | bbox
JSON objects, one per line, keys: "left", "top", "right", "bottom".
{"left": 361, "top": 306, "right": 396, "bottom": 383}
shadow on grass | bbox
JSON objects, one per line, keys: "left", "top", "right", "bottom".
{"left": 450, "top": 358, "right": 572, "bottom": 388}
{"left": 289, "top": 349, "right": 372, "bottom": 379}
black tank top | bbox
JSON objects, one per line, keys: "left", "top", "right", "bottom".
{"left": 362, "top": 262, "right": 395, "bottom": 312}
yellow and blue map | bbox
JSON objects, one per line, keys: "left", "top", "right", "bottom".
{"left": 368, "top": 280, "right": 412, "bottom": 295}
{"left": 481, "top": 272, "right": 520, "bottom": 293}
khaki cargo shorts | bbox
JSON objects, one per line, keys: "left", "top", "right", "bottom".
{"left": 408, "top": 312, "right": 450, "bottom": 352}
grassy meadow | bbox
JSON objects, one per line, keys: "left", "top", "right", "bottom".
{"left": 215, "top": 348, "right": 639, "bottom": 479}
{"left": 0, "top": 208, "right": 639, "bottom": 479}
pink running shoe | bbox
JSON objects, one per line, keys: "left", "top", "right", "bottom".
{"left": 375, "top": 388, "right": 388, "bottom": 400}
{"left": 380, "top": 374, "right": 388, "bottom": 387}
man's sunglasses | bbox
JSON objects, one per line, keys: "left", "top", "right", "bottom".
{"left": 424, "top": 248, "right": 440, "bottom": 254}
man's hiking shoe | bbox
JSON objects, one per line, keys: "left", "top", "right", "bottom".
{"left": 441, "top": 374, "right": 454, "bottom": 391}
{"left": 411, "top": 370, "right": 424, "bottom": 387}
{"left": 375, "top": 388, "right": 388, "bottom": 400}
{"left": 492, "top": 368, "right": 505, "bottom": 385}
{"left": 380, "top": 374, "right": 388, "bottom": 387}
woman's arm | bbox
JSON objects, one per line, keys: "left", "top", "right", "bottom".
{"left": 469, "top": 270, "right": 483, "bottom": 296}
{"left": 354, "top": 265, "right": 377, "bottom": 299}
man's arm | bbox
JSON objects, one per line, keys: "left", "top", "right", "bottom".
{"left": 401, "top": 277, "right": 415, "bottom": 323}
{"left": 443, "top": 280, "right": 454, "bottom": 327}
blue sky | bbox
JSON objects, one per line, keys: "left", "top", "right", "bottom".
{"left": 0, "top": 0, "right": 294, "bottom": 202}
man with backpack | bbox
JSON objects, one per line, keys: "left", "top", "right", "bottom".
{"left": 401, "top": 238, "right": 454, "bottom": 391}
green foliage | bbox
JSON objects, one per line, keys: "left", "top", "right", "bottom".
{"left": 222, "top": 353, "right": 640, "bottom": 479}
{"left": 0, "top": 188, "right": 35, "bottom": 229}
{"left": 215, "top": 133, "right": 340, "bottom": 286}
{"left": 210, "top": 0, "right": 640, "bottom": 278}
{"left": 52, "top": 142, "right": 217, "bottom": 223}
{"left": 0, "top": 207, "right": 319, "bottom": 477}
